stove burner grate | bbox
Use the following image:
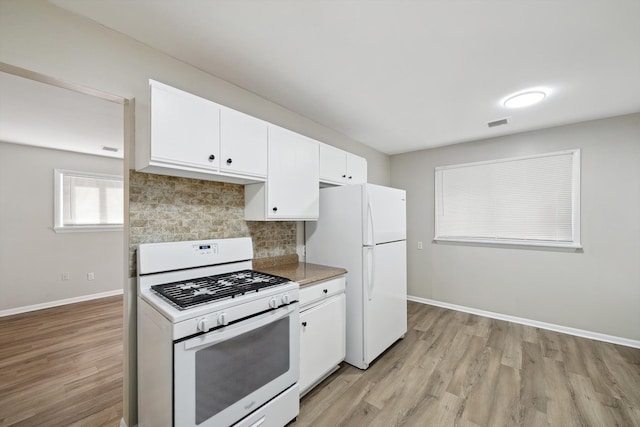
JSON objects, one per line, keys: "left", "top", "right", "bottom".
{"left": 151, "top": 270, "right": 290, "bottom": 309}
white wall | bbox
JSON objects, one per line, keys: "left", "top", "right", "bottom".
{"left": 391, "top": 113, "right": 640, "bottom": 342}
{"left": 0, "top": 142, "right": 123, "bottom": 311}
{"left": 0, "top": 0, "right": 391, "bottom": 186}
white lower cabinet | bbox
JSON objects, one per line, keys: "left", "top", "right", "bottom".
{"left": 299, "top": 277, "right": 346, "bottom": 396}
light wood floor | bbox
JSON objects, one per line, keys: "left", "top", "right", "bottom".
{"left": 2, "top": 298, "right": 639, "bottom": 427}
{"left": 0, "top": 296, "right": 123, "bottom": 427}
{"left": 297, "top": 301, "right": 640, "bottom": 427}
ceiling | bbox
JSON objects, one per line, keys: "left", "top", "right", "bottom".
{"left": 0, "top": 71, "right": 124, "bottom": 158}
{"left": 50, "top": 0, "right": 640, "bottom": 155}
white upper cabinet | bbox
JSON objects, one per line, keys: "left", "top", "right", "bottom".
{"left": 219, "top": 108, "right": 267, "bottom": 178}
{"left": 319, "top": 144, "right": 346, "bottom": 183}
{"left": 319, "top": 143, "right": 367, "bottom": 185}
{"left": 140, "top": 81, "right": 365, "bottom": 221}
{"left": 138, "top": 80, "right": 266, "bottom": 184}
{"left": 150, "top": 81, "right": 220, "bottom": 171}
{"left": 346, "top": 153, "right": 367, "bottom": 183}
{"left": 268, "top": 127, "right": 319, "bottom": 219}
{"left": 245, "top": 126, "right": 319, "bottom": 220}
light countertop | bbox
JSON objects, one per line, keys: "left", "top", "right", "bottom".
{"left": 254, "top": 260, "right": 347, "bottom": 287}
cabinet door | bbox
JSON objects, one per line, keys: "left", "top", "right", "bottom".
{"left": 220, "top": 108, "right": 267, "bottom": 177}
{"left": 346, "top": 153, "right": 367, "bottom": 184}
{"left": 319, "top": 144, "right": 347, "bottom": 184}
{"left": 267, "top": 126, "right": 319, "bottom": 219}
{"left": 150, "top": 83, "right": 220, "bottom": 170}
{"left": 299, "top": 294, "right": 346, "bottom": 394}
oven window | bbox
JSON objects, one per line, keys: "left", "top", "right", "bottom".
{"left": 195, "top": 316, "right": 290, "bottom": 424}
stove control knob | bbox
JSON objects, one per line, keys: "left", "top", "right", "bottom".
{"left": 217, "top": 312, "right": 228, "bottom": 326}
{"left": 197, "top": 318, "right": 214, "bottom": 332}
{"left": 281, "top": 293, "right": 291, "bottom": 305}
{"left": 269, "top": 297, "right": 278, "bottom": 309}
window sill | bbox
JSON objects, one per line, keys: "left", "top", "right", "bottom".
{"left": 433, "top": 237, "right": 582, "bottom": 252}
{"left": 53, "top": 225, "right": 123, "bottom": 233}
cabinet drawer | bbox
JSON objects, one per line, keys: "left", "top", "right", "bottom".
{"left": 299, "top": 276, "right": 345, "bottom": 308}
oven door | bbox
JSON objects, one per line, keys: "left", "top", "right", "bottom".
{"left": 173, "top": 303, "right": 299, "bottom": 427}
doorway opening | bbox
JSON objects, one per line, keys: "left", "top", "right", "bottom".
{"left": 0, "top": 62, "right": 129, "bottom": 426}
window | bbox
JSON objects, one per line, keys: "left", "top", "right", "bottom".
{"left": 434, "top": 149, "right": 581, "bottom": 248}
{"left": 54, "top": 169, "right": 123, "bottom": 232}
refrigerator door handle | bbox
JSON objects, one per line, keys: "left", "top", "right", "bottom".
{"left": 367, "top": 199, "right": 376, "bottom": 245}
{"left": 367, "top": 202, "right": 376, "bottom": 301}
{"left": 367, "top": 246, "right": 376, "bottom": 301}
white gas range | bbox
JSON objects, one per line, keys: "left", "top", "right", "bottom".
{"left": 137, "top": 237, "right": 300, "bottom": 427}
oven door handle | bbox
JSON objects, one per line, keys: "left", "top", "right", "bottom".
{"left": 183, "top": 304, "right": 297, "bottom": 351}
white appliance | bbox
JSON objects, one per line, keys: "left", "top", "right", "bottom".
{"left": 137, "top": 237, "right": 300, "bottom": 427}
{"left": 305, "top": 184, "right": 407, "bottom": 369}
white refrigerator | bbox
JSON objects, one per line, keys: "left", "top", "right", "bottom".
{"left": 305, "top": 183, "right": 407, "bottom": 369}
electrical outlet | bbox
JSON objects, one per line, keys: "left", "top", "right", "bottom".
{"left": 62, "top": 272, "right": 69, "bottom": 281}
{"left": 87, "top": 272, "right": 95, "bottom": 281}
{"left": 417, "top": 241, "right": 423, "bottom": 250}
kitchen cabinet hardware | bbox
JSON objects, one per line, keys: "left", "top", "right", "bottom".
{"left": 348, "top": 176, "right": 352, "bottom": 179}
{"left": 323, "top": 289, "right": 328, "bottom": 294}
{"left": 302, "top": 321, "right": 307, "bottom": 327}
{"left": 272, "top": 207, "right": 278, "bottom": 212}
{"left": 226, "top": 158, "right": 233, "bottom": 164}
{"left": 342, "top": 174, "right": 346, "bottom": 178}
{"left": 209, "top": 154, "right": 215, "bottom": 161}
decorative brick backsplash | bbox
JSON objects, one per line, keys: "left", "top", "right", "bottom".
{"left": 128, "top": 171, "right": 297, "bottom": 277}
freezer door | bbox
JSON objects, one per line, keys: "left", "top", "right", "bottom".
{"left": 363, "top": 240, "right": 407, "bottom": 366}
{"left": 364, "top": 184, "right": 407, "bottom": 245}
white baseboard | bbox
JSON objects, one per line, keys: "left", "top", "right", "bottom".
{"left": 408, "top": 295, "right": 640, "bottom": 349}
{"left": 0, "top": 289, "right": 124, "bottom": 317}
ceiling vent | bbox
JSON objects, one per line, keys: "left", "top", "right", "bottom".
{"left": 487, "top": 118, "right": 509, "bottom": 128}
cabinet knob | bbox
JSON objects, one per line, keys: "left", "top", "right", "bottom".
{"left": 323, "top": 289, "right": 328, "bottom": 294}
{"left": 302, "top": 321, "right": 307, "bottom": 327}
{"left": 208, "top": 154, "right": 215, "bottom": 161}
{"left": 342, "top": 174, "right": 347, "bottom": 178}
{"left": 226, "top": 158, "right": 233, "bottom": 165}
{"left": 272, "top": 207, "right": 278, "bottom": 213}
{"left": 348, "top": 176, "right": 353, "bottom": 179}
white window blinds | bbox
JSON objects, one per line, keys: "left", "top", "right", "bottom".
{"left": 434, "top": 150, "right": 581, "bottom": 248}
{"left": 54, "top": 169, "right": 123, "bottom": 232}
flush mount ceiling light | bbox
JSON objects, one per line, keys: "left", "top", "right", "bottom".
{"left": 503, "top": 91, "right": 546, "bottom": 108}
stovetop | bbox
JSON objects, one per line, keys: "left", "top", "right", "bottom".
{"left": 151, "top": 270, "right": 291, "bottom": 310}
